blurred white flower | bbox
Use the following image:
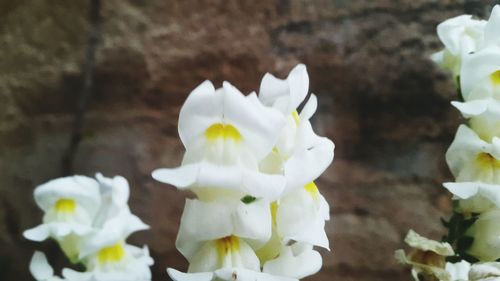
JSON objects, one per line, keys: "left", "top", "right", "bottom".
{"left": 152, "top": 80, "right": 287, "bottom": 201}
{"left": 469, "top": 262, "right": 500, "bottom": 281}
{"left": 395, "top": 230, "right": 454, "bottom": 281}
{"left": 466, "top": 209, "right": 500, "bottom": 261}
{"left": 25, "top": 174, "right": 152, "bottom": 280}
{"left": 62, "top": 244, "right": 153, "bottom": 281}
{"left": 23, "top": 176, "right": 101, "bottom": 261}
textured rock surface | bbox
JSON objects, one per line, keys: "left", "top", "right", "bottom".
{"left": 1, "top": 0, "right": 498, "bottom": 280}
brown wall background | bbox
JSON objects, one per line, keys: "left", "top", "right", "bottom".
{"left": 1, "top": 0, "right": 499, "bottom": 280}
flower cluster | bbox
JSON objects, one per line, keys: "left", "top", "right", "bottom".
{"left": 24, "top": 174, "right": 153, "bottom": 281}
{"left": 397, "top": 5, "right": 500, "bottom": 281}
{"left": 152, "top": 64, "right": 335, "bottom": 280}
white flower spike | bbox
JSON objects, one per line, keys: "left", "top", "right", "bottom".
{"left": 158, "top": 64, "right": 334, "bottom": 281}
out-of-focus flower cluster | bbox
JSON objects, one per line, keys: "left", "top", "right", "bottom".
{"left": 153, "top": 64, "right": 335, "bottom": 280}
{"left": 24, "top": 174, "right": 153, "bottom": 281}
{"left": 397, "top": 5, "right": 500, "bottom": 281}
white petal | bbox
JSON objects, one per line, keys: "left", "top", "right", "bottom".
{"left": 445, "top": 124, "right": 495, "bottom": 181}
{"left": 176, "top": 199, "right": 272, "bottom": 260}
{"left": 299, "top": 94, "right": 318, "bottom": 121}
{"left": 259, "top": 64, "right": 309, "bottom": 114}
{"left": 263, "top": 244, "right": 322, "bottom": 279}
{"left": 167, "top": 268, "right": 214, "bottom": 281}
{"left": 451, "top": 100, "right": 489, "bottom": 117}
{"left": 188, "top": 238, "right": 260, "bottom": 273}
{"left": 436, "top": 15, "right": 485, "bottom": 55}
{"left": 461, "top": 46, "right": 500, "bottom": 97}
{"left": 484, "top": 5, "right": 500, "bottom": 46}
{"left": 276, "top": 189, "right": 330, "bottom": 249}
{"left": 154, "top": 162, "right": 286, "bottom": 201}
{"left": 152, "top": 165, "right": 198, "bottom": 188}
{"left": 79, "top": 210, "right": 149, "bottom": 258}
{"left": 284, "top": 120, "right": 334, "bottom": 192}
{"left": 444, "top": 181, "right": 500, "bottom": 212}
{"left": 61, "top": 269, "right": 92, "bottom": 281}
{"left": 215, "top": 267, "right": 298, "bottom": 281}
{"left": 30, "top": 251, "right": 54, "bottom": 280}
{"left": 34, "top": 175, "right": 101, "bottom": 215}
{"left": 178, "top": 80, "right": 219, "bottom": 149}
{"left": 24, "top": 225, "right": 50, "bottom": 242}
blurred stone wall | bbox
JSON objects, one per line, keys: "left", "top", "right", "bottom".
{"left": 1, "top": 0, "right": 498, "bottom": 280}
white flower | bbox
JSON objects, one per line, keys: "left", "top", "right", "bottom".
{"left": 152, "top": 80, "right": 287, "bottom": 201}
{"left": 262, "top": 243, "right": 322, "bottom": 279}
{"left": 469, "top": 262, "right": 500, "bottom": 281}
{"left": 175, "top": 198, "right": 272, "bottom": 261}
{"left": 431, "top": 14, "right": 486, "bottom": 76}
{"left": 395, "top": 230, "right": 454, "bottom": 281}
{"left": 62, "top": 245, "right": 153, "bottom": 281}
{"left": 274, "top": 182, "right": 330, "bottom": 249}
{"left": 446, "top": 124, "right": 500, "bottom": 184}
{"left": 459, "top": 45, "right": 500, "bottom": 101}
{"left": 258, "top": 65, "right": 334, "bottom": 194}
{"left": 167, "top": 267, "right": 297, "bottom": 281}
{"left": 466, "top": 209, "right": 500, "bottom": 261}
{"left": 446, "top": 260, "right": 471, "bottom": 281}
{"left": 23, "top": 176, "right": 101, "bottom": 261}
{"left": 432, "top": 5, "right": 500, "bottom": 78}
{"left": 167, "top": 236, "right": 296, "bottom": 281}
{"left": 443, "top": 181, "right": 500, "bottom": 213}
{"left": 29, "top": 251, "right": 66, "bottom": 281}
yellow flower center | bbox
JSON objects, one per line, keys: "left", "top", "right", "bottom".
{"left": 304, "top": 181, "right": 319, "bottom": 199}
{"left": 216, "top": 236, "right": 240, "bottom": 262}
{"left": 292, "top": 110, "right": 300, "bottom": 125}
{"left": 491, "top": 70, "right": 500, "bottom": 86}
{"left": 476, "top": 153, "right": 500, "bottom": 169}
{"left": 205, "top": 123, "right": 242, "bottom": 142}
{"left": 98, "top": 242, "right": 126, "bottom": 265}
{"left": 55, "top": 199, "right": 76, "bottom": 213}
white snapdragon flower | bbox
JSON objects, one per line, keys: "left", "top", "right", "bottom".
{"left": 395, "top": 230, "right": 455, "bottom": 281}
{"left": 168, "top": 267, "right": 297, "bottom": 281}
{"left": 469, "top": 262, "right": 500, "bottom": 281}
{"left": 466, "top": 209, "right": 500, "bottom": 261}
{"left": 168, "top": 235, "right": 294, "bottom": 281}
{"left": 431, "top": 14, "right": 486, "bottom": 77}
{"left": 274, "top": 182, "right": 330, "bottom": 249}
{"left": 258, "top": 64, "right": 334, "bottom": 194}
{"left": 29, "top": 251, "right": 66, "bottom": 281}
{"left": 153, "top": 80, "right": 287, "bottom": 201}
{"left": 446, "top": 124, "right": 500, "bottom": 183}
{"left": 444, "top": 125, "right": 500, "bottom": 213}
{"left": 432, "top": 5, "right": 500, "bottom": 78}
{"left": 23, "top": 176, "right": 101, "bottom": 261}
{"left": 175, "top": 198, "right": 272, "bottom": 261}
